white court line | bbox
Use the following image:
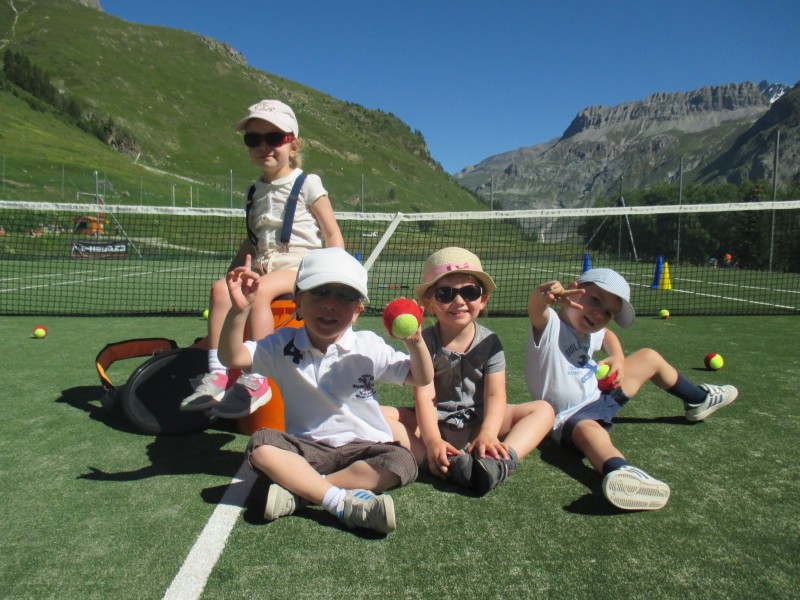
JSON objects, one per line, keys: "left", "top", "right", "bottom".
{"left": 163, "top": 459, "right": 257, "bottom": 600}
{"left": 0, "top": 266, "right": 191, "bottom": 293}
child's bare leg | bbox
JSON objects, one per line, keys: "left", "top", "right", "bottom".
{"left": 571, "top": 416, "right": 671, "bottom": 510}
{"left": 180, "top": 278, "right": 232, "bottom": 410}
{"left": 207, "top": 278, "right": 230, "bottom": 348}
{"left": 255, "top": 446, "right": 399, "bottom": 533}
{"left": 326, "top": 462, "right": 401, "bottom": 493}
{"left": 620, "top": 348, "right": 678, "bottom": 397}
{"left": 248, "top": 269, "right": 297, "bottom": 339}
{"left": 380, "top": 406, "right": 427, "bottom": 464}
{"left": 250, "top": 445, "right": 332, "bottom": 504}
{"left": 622, "top": 348, "right": 735, "bottom": 420}
{"left": 570, "top": 419, "right": 625, "bottom": 473}
{"left": 501, "top": 400, "right": 555, "bottom": 460}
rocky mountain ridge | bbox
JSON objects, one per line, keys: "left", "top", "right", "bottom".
{"left": 455, "top": 81, "right": 797, "bottom": 210}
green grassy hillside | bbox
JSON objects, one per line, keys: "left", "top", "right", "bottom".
{"left": 0, "top": 0, "right": 484, "bottom": 212}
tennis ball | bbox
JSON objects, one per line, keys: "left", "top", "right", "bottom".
{"left": 202, "top": 309, "right": 209, "bottom": 319}
{"left": 704, "top": 353, "right": 724, "bottom": 370}
{"left": 33, "top": 325, "right": 47, "bottom": 339}
{"left": 595, "top": 364, "right": 618, "bottom": 392}
{"left": 659, "top": 309, "right": 670, "bottom": 319}
{"left": 382, "top": 298, "right": 423, "bottom": 339}
{"left": 392, "top": 314, "right": 419, "bottom": 338}
{"left": 595, "top": 364, "right": 611, "bottom": 380}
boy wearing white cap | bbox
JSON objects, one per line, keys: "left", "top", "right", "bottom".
{"left": 218, "top": 248, "right": 433, "bottom": 534}
{"left": 182, "top": 99, "right": 344, "bottom": 419}
{"left": 525, "top": 268, "right": 738, "bottom": 511}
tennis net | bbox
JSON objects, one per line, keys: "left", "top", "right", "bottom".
{"left": 1, "top": 199, "right": 798, "bottom": 317}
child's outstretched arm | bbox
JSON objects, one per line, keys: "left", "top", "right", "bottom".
{"left": 401, "top": 325, "right": 434, "bottom": 387}
{"left": 528, "top": 281, "right": 585, "bottom": 331}
{"left": 218, "top": 255, "right": 260, "bottom": 370}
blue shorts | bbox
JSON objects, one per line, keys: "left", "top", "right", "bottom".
{"left": 561, "top": 388, "right": 630, "bottom": 450}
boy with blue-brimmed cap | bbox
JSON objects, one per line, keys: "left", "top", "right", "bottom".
{"left": 525, "top": 268, "right": 738, "bottom": 511}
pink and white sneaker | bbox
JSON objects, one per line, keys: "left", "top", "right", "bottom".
{"left": 180, "top": 371, "right": 229, "bottom": 411}
{"left": 210, "top": 373, "right": 272, "bottom": 419}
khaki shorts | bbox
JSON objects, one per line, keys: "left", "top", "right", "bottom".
{"left": 247, "top": 429, "right": 418, "bottom": 486}
{"left": 253, "top": 247, "right": 310, "bottom": 275}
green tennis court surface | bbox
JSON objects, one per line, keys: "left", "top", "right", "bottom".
{"left": 1, "top": 313, "right": 796, "bottom": 598}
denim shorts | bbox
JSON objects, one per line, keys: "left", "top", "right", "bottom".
{"left": 561, "top": 387, "right": 630, "bottom": 450}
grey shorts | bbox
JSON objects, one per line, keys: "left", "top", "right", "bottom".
{"left": 247, "top": 429, "right": 418, "bottom": 486}
{"left": 439, "top": 423, "right": 476, "bottom": 451}
{"left": 561, "top": 387, "right": 630, "bottom": 450}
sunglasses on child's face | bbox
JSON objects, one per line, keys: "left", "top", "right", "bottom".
{"left": 243, "top": 132, "right": 296, "bottom": 148}
{"left": 308, "top": 285, "right": 363, "bottom": 303}
{"left": 433, "top": 284, "right": 483, "bottom": 303}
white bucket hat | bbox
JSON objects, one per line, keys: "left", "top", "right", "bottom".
{"left": 413, "top": 247, "right": 496, "bottom": 300}
{"left": 294, "top": 248, "right": 369, "bottom": 302}
{"left": 234, "top": 99, "right": 299, "bottom": 136}
{"left": 576, "top": 268, "right": 635, "bottom": 328}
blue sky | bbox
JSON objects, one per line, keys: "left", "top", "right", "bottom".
{"left": 100, "top": 0, "right": 798, "bottom": 174}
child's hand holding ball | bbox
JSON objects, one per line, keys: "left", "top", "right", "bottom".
{"left": 383, "top": 298, "right": 423, "bottom": 339}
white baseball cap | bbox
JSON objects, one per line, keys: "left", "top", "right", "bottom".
{"left": 295, "top": 248, "right": 369, "bottom": 302}
{"left": 576, "top": 268, "right": 635, "bottom": 328}
{"left": 234, "top": 99, "right": 299, "bottom": 136}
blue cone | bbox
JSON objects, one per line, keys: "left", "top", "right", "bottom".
{"left": 651, "top": 255, "right": 664, "bottom": 289}
{"left": 582, "top": 253, "right": 591, "bottom": 273}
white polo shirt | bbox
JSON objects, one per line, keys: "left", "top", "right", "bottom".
{"left": 244, "top": 326, "right": 410, "bottom": 447}
{"left": 248, "top": 168, "right": 328, "bottom": 251}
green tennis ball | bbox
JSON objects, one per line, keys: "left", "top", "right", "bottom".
{"left": 202, "top": 309, "right": 209, "bottom": 319}
{"left": 659, "top": 309, "right": 670, "bottom": 319}
{"left": 595, "top": 364, "right": 611, "bottom": 380}
{"left": 391, "top": 314, "right": 419, "bottom": 338}
{"left": 704, "top": 353, "right": 724, "bottom": 370}
{"left": 33, "top": 326, "right": 47, "bottom": 339}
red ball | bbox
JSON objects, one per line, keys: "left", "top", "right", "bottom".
{"left": 382, "top": 298, "right": 423, "bottom": 338}
{"left": 597, "top": 370, "right": 618, "bottom": 392}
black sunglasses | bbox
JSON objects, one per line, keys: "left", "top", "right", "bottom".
{"left": 433, "top": 284, "right": 483, "bottom": 303}
{"left": 308, "top": 285, "right": 362, "bottom": 303}
{"left": 243, "top": 132, "right": 296, "bottom": 148}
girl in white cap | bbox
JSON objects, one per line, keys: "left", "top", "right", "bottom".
{"left": 182, "top": 99, "right": 344, "bottom": 419}
{"left": 383, "top": 247, "right": 555, "bottom": 494}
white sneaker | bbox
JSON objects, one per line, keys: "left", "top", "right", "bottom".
{"left": 685, "top": 384, "right": 738, "bottom": 422}
{"left": 180, "top": 371, "right": 229, "bottom": 411}
{"left": 602, "top": 465, "right": 670, "bottom": 511}
{"left": 337, "top": 489, "right": 396, "bottom": 534}
{"left": 264, "top": 484, "right": 309, "bottom": 521}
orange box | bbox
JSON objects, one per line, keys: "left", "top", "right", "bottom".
{"left": 237, "top": 299, "right": 301, "bottom": 435}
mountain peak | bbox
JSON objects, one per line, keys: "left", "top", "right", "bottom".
{"left": 455, "top": 81, "right": 798, "bottom": 210}
{"left": 562, "top": 82, "right": 769, "bottom": 139}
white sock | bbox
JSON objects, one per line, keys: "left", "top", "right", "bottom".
{"left": 208, "top": 349, "right": 225, "bottom": 372}
{"left": 321, "top": 486, "right": 346, "bottom": 516}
